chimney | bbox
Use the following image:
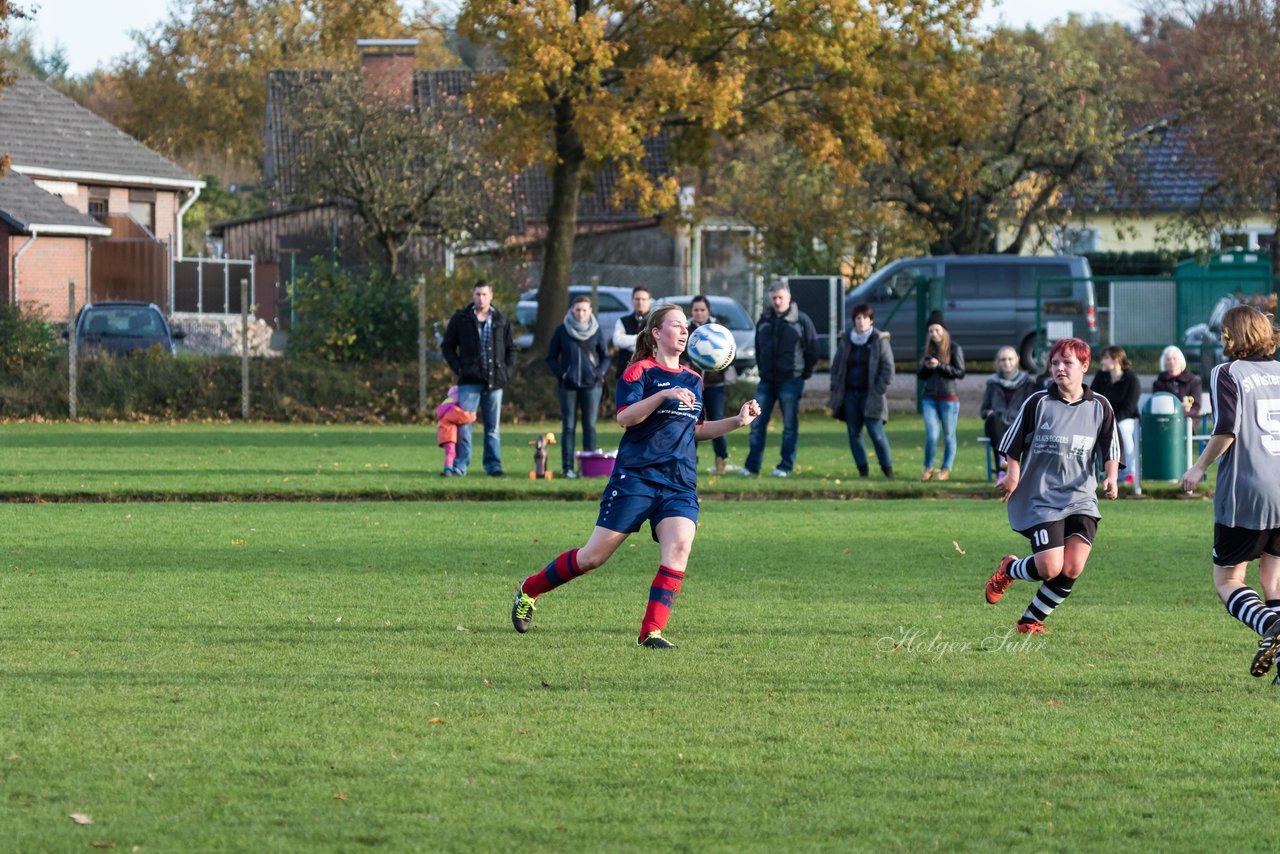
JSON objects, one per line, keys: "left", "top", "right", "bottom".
{"left": 358, "top": 39, "right": 418, "bottom": 107}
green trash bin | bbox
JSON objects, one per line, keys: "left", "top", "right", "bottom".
{"left": 1141, "top": 392, "right": 1187, "bottom": 481}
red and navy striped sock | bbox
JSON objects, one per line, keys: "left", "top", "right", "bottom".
{"left": 521, "top": 549, "right": 585, "bottom": 598}
{"left": 639, "top": 565, "right": 684, "bottom": 638}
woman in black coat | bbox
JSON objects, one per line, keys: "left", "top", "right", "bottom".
{"left": 546, "top": 296, "right": 609, "bottom": 478}
{"left": 1090, "top": 345, "right": 1141, "bottom": 483}
{"left": 829, "top": 302, "right": 895, "bottom": 478}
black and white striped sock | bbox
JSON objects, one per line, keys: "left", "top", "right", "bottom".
{"left": 1008, "top": 554, "right": 1040, "bottom": 581}
{"left": 1019, "top": 574, "right": 1076, "bottom": 625}
{"left": 1226, "top": 587, "right": 1279, "bottom": 637}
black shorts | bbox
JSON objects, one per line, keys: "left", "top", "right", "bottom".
{"left": 1212, "top": 524, "right": 1280, "bottom": 568}
{"left": 1017, "top": 515, "right": 1098, "bottom": 554}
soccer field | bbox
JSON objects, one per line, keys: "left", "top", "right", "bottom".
{"left": 1, "top": 498, "right": 1273, "bottom": 851}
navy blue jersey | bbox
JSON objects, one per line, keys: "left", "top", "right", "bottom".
{"left": 615, "top": 358, "right": 704, "bottom": 489}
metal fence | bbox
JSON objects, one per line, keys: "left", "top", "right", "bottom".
{"left": 173, "top": 256, "right": 256, "bottom": 315}
{"left": 1101, "top": 273, "right": 1277, "bottom": 353}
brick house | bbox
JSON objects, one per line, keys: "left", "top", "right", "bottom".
{"left": 0, "top": 75, "right": 205, "bottom": 321}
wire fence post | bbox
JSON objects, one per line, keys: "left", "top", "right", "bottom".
{"left": 417, "top": 274, "right": 428, "bottom": 419}
{"left": 240, "top": 278, "right": 250, "bottom": 421}
{"left": 67, "top": 280, "right": 78, "bottom": 421}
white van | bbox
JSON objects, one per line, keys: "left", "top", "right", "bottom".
{"left": 843, "top": 255, "right": 1097, "bottom": 368}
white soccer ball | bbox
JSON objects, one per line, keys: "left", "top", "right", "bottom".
{"left": 686, "top": 322, "right": 736, "bottom": 372}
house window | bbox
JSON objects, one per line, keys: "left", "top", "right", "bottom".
{"left": 128, "top": 189, "right": 156, "bottom": 235}
{"left": 1216, "top": 227, "right": 1275, "bottom": 252}
{"left": 88, "top": 187, "right": 110, "bottom": 220}
{"left": 1056, "top": 227, "right": 1100, "bottom": 255}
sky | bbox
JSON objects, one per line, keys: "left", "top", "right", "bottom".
{"left": 19, "top": 0, "right": 1146, "bottom": 77}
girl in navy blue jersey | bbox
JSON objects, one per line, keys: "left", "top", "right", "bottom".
{"left": 511, "top": 304, "right": 761, "bottom": 648}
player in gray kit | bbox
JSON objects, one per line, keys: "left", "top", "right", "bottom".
{"left": 985, "top": 338, "right": 1121, "bottom": 634}
{"left": 1179, "top": 305, "right": 1280, "bottom": 680}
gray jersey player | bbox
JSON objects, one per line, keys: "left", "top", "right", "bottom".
{"left": 984, "top": 338, "right": 1121, "bottom": 635}
{"left": 1180, "top": 305, "right": 1280, "bottom": 680}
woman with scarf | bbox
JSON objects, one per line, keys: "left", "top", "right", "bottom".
{"left": 829, "top": 302, "right": 895, "bottom": 478}
{"left": 546, "top": 295, "right": 610, "bottom": 478}
{"left": 980, "top": 346, "right": 1037, "bottom": 482}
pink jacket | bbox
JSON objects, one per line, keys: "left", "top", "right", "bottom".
{"left": 436, "top": 400, "right": 476, "bottom": 446}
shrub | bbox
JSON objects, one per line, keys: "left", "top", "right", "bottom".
{"left": 287, "top": 261, "right": 418, "bottom": 363}
{"left": 0, "top": 302, "right": 58, "bottom": 373}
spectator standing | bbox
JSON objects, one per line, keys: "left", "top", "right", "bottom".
{"left": 1090, "top": 345, "right": 1141, "bottom": 484}
{"left": 980, "top": 346, "right": 1037, "bottom": 481}
{"left": 546, "top": 295, "right": 610, "bottom": 478}
{"left": 441, "top": 280, "right": 516, "bottom": 477}
{"left": 683, "top": 295, "right": 732, "bottom": 474}
{"left": 916, "top": 311, "right": 965, "bottom": 481}
{"left": 612, "top": 287, "right": 652, "bottom": 380}
{"left": 1179, "top": 306, "right": 1280, "bottom": 680}
{"left": 1153, "top": 344, "right": 1203, "bottom": 420}
{"left": 829, "top": 302, "right": 895, "bottom": 478}
{"left": 741, "top": 281, "right": 818, "bottom": 478}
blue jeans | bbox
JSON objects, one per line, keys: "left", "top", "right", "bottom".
{"left": 703, "top": 383, "right": 727, "bottom": 460}
{"left": 455, "top": 384, "right": 504, "bottom": 475}
{"left": 744, "top": 376, "right": 804, "bottom": 474}
{"left": 843, "top": 390, "right": 892, "bottom": 472}
{"left": 557, "top": 384, "right": 603, "bottom": 472}
{"left": 921, "top": 397, "right": 959, "bottom": 472}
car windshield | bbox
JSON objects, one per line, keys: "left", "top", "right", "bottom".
{"left": 81, "top": 308, "right": 164, "bottom": 338}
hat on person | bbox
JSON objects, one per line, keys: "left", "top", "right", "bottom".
{"left": 926, "top": 310, "right": 947, "bottom": 331}
{"left": 447, "top": 385, "right": 459, "bottom": 401}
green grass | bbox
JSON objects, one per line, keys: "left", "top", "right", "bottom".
{"left": 1, "top": 499, "right": 1274, "bottom": 851}
{"left": 0, "top": 416, "right": 1199, "bottom": 500}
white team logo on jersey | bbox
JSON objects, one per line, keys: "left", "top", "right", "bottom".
{"left": 1070, "top": 434, "right": 1094, "bottom": 461}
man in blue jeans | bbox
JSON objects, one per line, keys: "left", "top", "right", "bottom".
{"left": 742, "top": 281, "right": 818, "bottom": 477}
{"left": 441, "top": 280, "right": 517, "bottom": 477}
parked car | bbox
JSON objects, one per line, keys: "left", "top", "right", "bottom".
{"left": 1184, "top": 293, "right": 1243, "bottom": 384}
{"left": 514, "top": 285, "right": 635, "bottom": 349}
{"left": 653, "top": 293, "right": 757, "bottom": 373}
{"left": 842, "top": 254, "right": 1097, "bottom": 370}
{"left": 73, "top": 301, "right": 184, "bottom": 357}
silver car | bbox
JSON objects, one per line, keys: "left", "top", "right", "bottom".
{"left": 515, "top": 285, "right": 635, "bottom": 350}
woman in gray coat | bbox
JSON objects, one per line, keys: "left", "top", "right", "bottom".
{"left": 829, "top": 302, "right": 895, "bottom": 478}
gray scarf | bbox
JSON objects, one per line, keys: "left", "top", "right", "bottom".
{"left": 564, "top": 310, "right": 599, "bottom": 342}
{"left": 991, "top": 369, "right": 1031, "bottom": 390}
{"left": 849, "top": 327, "right": 875, "bottom": 346}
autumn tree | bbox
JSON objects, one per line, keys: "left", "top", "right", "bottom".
{"left": 287, "top": 74, "right": 510, "bottom": 279}
{"left": 694, "top": 132, "right": 927, "bottom": 278}
{"left": 457, "top": 0, "right": 976, "bottom": 352}
{"left": 866, "top": 16, "right": 1147, "bottom": 255}
{"left": 1155, "top": 0, "right": 1280, "bottom": 273}
{"left": 110, "top": 0, "right": 458, "bottom": 179}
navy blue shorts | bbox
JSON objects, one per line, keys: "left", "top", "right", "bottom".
{"left": 596, "top": 470, "right": 699, "bottom": 541}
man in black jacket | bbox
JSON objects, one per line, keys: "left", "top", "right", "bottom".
{"left": 441, "top": 280, "right": 517, "bottom": 477}
{"left": 741, "top": 281, "right": 818, "bottom": 477}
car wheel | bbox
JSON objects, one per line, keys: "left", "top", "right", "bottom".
{"left": 1019, "top": 334, "right": 1046, "bottom": 373}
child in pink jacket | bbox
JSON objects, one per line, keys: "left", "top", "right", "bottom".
{"left": 437, "top": 385, "right": 477, "bottom": 476}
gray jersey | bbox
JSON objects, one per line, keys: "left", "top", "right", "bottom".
{"left": 1210, "top": 358, "right": 1280, "bottom": 530}
{"left": 998, "top": 386, "right": 1121, "bottom": 532}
